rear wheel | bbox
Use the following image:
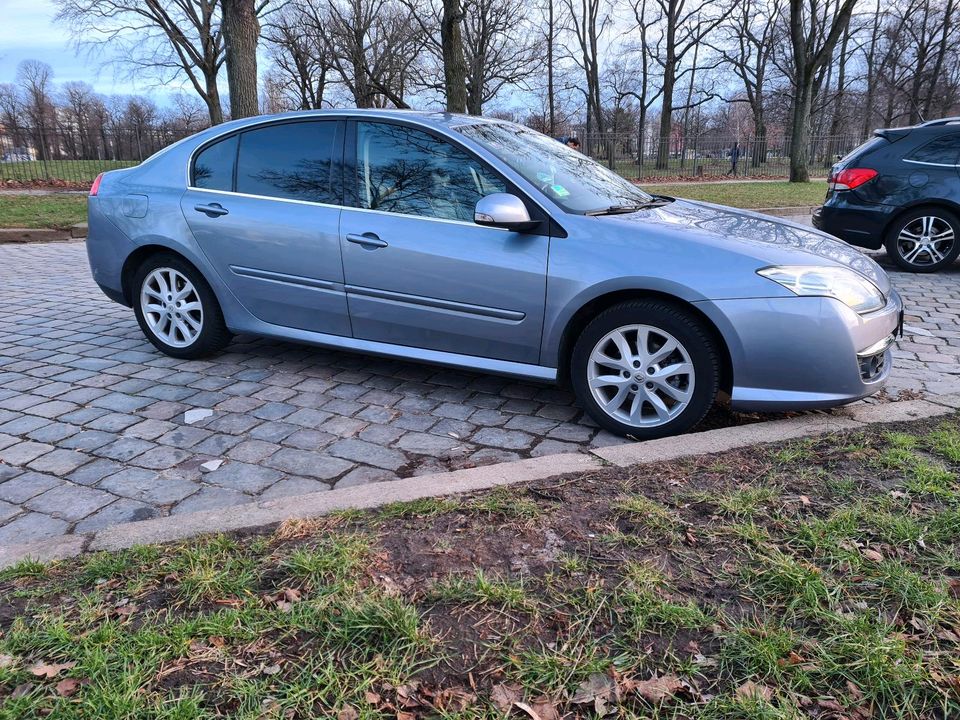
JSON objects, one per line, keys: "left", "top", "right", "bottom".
{"left": 570, "top": 300, "right": 720, "bottom": 439}
{"left": 133, "top": 253, "right": 231, "bottom": 359}
{"left": 885, "top": 207, "right": 960, "bottom": 272}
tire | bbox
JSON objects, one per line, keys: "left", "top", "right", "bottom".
{"left": 884, "top": 207, "right": 960, "bottom": 273}
{"left": 132, "top": 253, "right": 231, "bottom": 359}
{"left": 570, "top": 300, "right": 720, "bottom": 439}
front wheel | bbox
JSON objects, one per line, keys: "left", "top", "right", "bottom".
{"left": 885, "top": 208, "right": 960, "bottom": 272}
{"left": 132, "top": 253, "right": 232, "bottom": 359}
{"left": 570, "top": 300, "right": 720, "bottom": 439}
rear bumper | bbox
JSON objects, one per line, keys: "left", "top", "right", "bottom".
{"left": 812, "top": 195, "right": 896, "bottom": 250}
{"left": 696, "top": 291, "right": 903, "bottom": 412}
{"left": 85, "top": 196, "right": 136, "bottom": 306}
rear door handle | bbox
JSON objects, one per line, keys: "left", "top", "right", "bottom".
{"left": 346, "top": 232, "right": 388, "bottom": 249}
{"left": 194, "top": 202, "right": 229, "bottom": 217}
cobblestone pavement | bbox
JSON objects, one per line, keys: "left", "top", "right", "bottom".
{"left": 0, "top": 240, "right": 958, "bottom": 546}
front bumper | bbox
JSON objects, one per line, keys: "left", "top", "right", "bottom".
{"left": 696, "top": 290, "right": 903, "bottom": 412}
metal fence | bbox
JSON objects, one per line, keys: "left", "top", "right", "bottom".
{"left": 1, "top": 122, "right": 866, "bottom": 185}
{"left": 0, "top": 125, "right": 195, "bottom": 185}
{"left": 575, "top": 132, "right": 866, "bottom": 180}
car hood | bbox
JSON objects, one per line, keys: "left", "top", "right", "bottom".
{"left": 600, "top": 199, "right": 891, "bottom": 296}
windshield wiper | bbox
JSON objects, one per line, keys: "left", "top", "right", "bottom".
{"left": 584, "top": 198, "right": 672, "bottom": 216}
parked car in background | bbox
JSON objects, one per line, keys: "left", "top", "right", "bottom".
{"left": 814, "top": 118, "right": 960, "bottom": 272}
{"left": 86, "top": 110, "right": 902, "bottom": 439}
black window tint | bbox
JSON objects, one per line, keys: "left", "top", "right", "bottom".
{"left": 236, "top": 121, "right": 337, "bottom": 202}
{"left": 356, "top": 122, "right": 506, "bottom": 222}
{"left": 906, "top": 134, "right": 960, "bottom": 165}
{"left": 193, "top": 134, "right": 237, "bottom": 191}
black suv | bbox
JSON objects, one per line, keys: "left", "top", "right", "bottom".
{"left": 813, "top": 118, "right": 960, "bottom": 272}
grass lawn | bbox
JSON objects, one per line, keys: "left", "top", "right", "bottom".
{"left": 641, "top": 180, "right": 828, "bottom": 210}
{"left": 2, "top": 415, "right": 959, "bottom": 719}
{"left": 0, "top": 195, "right": 87, "bottom": 230}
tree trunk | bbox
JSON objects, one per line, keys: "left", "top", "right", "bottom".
{"left": 656, "top": 60, "right": 675, "bottom": 170}
{"left": 222, "top": 0, "right": 261, "bottom": 119}
{"left": 441, "top": 0, "right": 468, "bottom": 113}
{"left": 204, "top": 71, "right": 224, "bottom": 125}
{"left": 547, "top": 0, "right": 555, "bottom": 134}
{"left": 790, "top": 82, "right": 813, "bottom": 182}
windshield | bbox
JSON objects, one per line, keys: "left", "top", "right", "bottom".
{"left": 454, "top": 121, "right": 653, "bottom": 214}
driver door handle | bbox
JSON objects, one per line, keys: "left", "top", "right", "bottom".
{"left": 346, "top": 233, "right": 388, "bottom": 249}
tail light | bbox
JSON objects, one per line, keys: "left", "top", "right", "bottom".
{"left": 89, "top": 172, "right": 104, "bottom": 196}
{"left": 828, "top": 167, "right": 877, "bottom": 191}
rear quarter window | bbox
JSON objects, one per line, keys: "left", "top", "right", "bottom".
{"left": 192, "top": 134, "right": 238, "bottom": 191}
{"left": 904, "top": 134, "right": 960, "bottom": 166}
{"left": 838, "top": 136, "right": 886, "bottom": 166}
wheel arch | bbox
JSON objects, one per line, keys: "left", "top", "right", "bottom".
{"left": 881, "top": 199, "right": 960, "bottom": 241}
{"left": 121, "top": 243, "right": 212, "bottom": 307}
{"left": 555, "top": 289, "right": 734, "bottom": 395}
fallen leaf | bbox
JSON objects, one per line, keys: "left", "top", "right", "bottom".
{"left": 632, "top": 674, "right": 683, "bottom": 703}
{"left": 490, "top": 682, "right": 522, "bottom": 712}
{"left": 55, "top": 678, "right": 80, "bottom": 697}
{"left": 799, "top": 495, "right": 811, "bottom": 506}
{"left": 735, "top": 681, "right": 773, "bottom": 702}
{"left": 11, "top": 683, "right": 33, "bottom": 699}
{"left": 262, "top": 664, "right": 281, "bottom": 676}
{"left": 514, "top": 701, "right": 546, "bottom": 720}
{"left": 570, "top": 672, "right": 617, "bottom": 704}
{"left": 337, "top": 705, "right": 358, "bottom": 720}
{"left": 862, "top": 548, "right": 884, "bottom": 562}
{"left": 364, "top": 691, "right": 381, "bottom": 705}
{"left": 29, "top": 661, "right": 76, "bottom": 679}
{"left": 0, "top": 654, "right": 14, "bottom": 669}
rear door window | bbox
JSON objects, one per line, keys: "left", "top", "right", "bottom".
{"left": 193, "top": 134, "right": 238, "bottom": 191}
{"left": 905, "top": 134, "right": 960, "bottom": 166}
{"left": 236, "top": 121, "right": 339, "bottom": 203}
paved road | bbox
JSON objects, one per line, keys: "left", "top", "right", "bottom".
{"left": 0, "top": 240, "right": 958, "bottom": 546}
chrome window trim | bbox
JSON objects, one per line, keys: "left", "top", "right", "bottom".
{"left": 903, "top": 158, "right": 960, "bottom": 168}
{"left": 188, "top": 185, "right": 342, "bottom": 211}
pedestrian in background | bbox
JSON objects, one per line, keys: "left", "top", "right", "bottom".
{"left": 727, "top": 142, "right": 741, "bottom": 176}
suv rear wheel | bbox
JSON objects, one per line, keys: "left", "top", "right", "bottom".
{"left": 885, "top": 207, "right": 960, "bottom": 272}
{"left": 570, "top": 300, "right": 720, "bottom": 439}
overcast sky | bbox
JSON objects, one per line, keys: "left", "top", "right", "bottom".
{"left": 0, "top": 0, "right": 139, "bottom": 94}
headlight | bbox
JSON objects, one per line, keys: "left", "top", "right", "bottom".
{"left": 757, "top": 265, "right": 885, "bottom": 314}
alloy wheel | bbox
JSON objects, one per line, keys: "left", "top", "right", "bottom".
{"left": 586, "top": 324, "right": 695, "bottom": 428}
{"left": 895, "top": 215, "right": 955, "bottom": 268}
{"left": 140, "top": 267, "right": 204, "bottom": 348}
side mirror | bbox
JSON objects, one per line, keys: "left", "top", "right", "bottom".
{"left": 474, "top": 193, "right": 539, "bottom": 232}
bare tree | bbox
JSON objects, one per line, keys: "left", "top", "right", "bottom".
{"left": 17, "top": 60, "right": 56, "bottom": 162}
{"left": 264, "top": 0, "right": 335, "bottom": 109}
{"left": 716, "top": 0, "right": 781, "bottom": 164}
{"left": 222, "top": 0, "right": 264, "bottom": 118}
{"left": 784, "top": 0, "right": 858, "bottom": 182}
{"left": 646, "top": 0, "right": 732, "bottom": 169}
{"left": 319, "top": 0, "right": 427, "bottom": 108}
{"left": 461, "top": 0, "right": 537, "bottom": 114}
{"left": 561, "top": 0, "right": 608, "bottom": 134}
{"left": 53, "top": 0, "right": 226, "bottom": 124}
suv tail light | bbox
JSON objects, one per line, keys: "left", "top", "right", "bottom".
{"left": 828, "top": 167, "right": 877, "bottom": 191}
{"left": 89, "top": 172, "right": 104, "bottom": 196}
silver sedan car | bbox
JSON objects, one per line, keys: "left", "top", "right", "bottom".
{"left": 85, "top": 110, "right": 903, "bottom": 439}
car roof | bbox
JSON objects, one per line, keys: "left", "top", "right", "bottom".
{"left": 213, "top": 108, "right": 501, "bottom": 132}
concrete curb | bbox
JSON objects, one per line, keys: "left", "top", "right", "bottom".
{"left": 0, "top": 228, "right": 73, "bottom": 244}
{"left": 2, "top": 395, "right": 957, "bottom": 569}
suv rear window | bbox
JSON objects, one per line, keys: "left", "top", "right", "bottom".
{"left": 905, "top": 134, "right": 960, "bottom": 166}
{"left": 838, "top": 136, "right": 886, "bottom": 165}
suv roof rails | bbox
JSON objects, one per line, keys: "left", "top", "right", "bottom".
{"left": 918, "top": 117, "right": 960, "bottom": 127}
